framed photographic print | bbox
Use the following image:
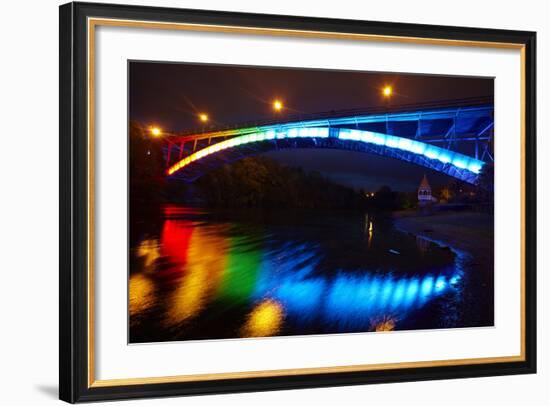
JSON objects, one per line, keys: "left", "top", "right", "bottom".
{"left": 59, "top": 2, "right": 537, "bottom": 403}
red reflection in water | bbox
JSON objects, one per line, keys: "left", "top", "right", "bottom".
{"left": 160, "top": 220, "right": 194, "bottom": 274}
{"left": 163, "top": 205, "right": 205, "bottom": 218}
{"left": 162, "top": 224, "right": 230, "bottom": 327}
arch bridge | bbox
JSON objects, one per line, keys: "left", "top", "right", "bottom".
{"left": 162, "top": 98, "right": 493, "bottom": 184}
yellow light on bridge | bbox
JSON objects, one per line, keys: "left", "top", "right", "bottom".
{"left": 150, "top": 127, "right": 162, "bottom": 137}
{"left": 382, "top": 86, "right": 393, "bottom": 97}
{"left": 199, "top": 113, "right": 209, "bottom": 123}
{"left": 273, "top": 99, "right": 283, "bottom": 112}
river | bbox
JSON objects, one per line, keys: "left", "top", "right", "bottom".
{"left": 129, "top": 205, "right": 492, "bottom": 343}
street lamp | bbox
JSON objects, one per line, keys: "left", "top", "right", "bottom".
{"left": 382, "top": 85, "right": 393, "bottom": 97}
{"left": 149, "top": 126, "right": 162, "bottom": 137}
{"left": 199, "top": 113, "right": 209, "bottom": 123}
{"left": 273, "top": 99, "right": 283, "bottom": 112}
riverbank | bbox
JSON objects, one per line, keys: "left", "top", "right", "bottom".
{"left": 393, "top": 210, "right": 494, "bottom": 264}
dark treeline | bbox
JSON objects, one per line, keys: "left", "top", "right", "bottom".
{"left": 193, "top": 157, "right": 367, "bottom": 209}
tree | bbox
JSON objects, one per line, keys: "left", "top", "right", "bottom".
{"left": 129, "top": 121, "right": 166, "bottom": 208}
{"left": 372, "top": 186, "right": 399, "bottom": 210}
{"left": 193, "top": 156, "right": 367, "bottom": 210}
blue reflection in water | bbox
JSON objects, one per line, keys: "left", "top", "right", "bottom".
{"left": 251, "top": 241, "right": 460, "bottom": 331}
{"left": 450, "top": 274, "right": 462, "bottom": 285}
{"left": 276, "top": 280, "right": 326, "bottom": 319}
{"left": 421, "top": 276, "right": 434, "bottom": 298}
{"left": 404, "top": 278, "right": 419, "bottom": 306}
{"left": 321, "top": 272, "right": 455, "bottom": 330}
{"left": 435, "top": 275, "right": 447, "bottom": 293}
{"left": 254, "top": 246, "right": 325, "bottom": 323}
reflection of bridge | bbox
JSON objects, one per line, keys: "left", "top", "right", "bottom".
{"left": 164, "top": 98, "right": 493, "bottom": 184}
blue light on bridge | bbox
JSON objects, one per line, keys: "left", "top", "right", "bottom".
{"left": 285, "top": 127, "right": 329, "bottom": 139}
{"left": 167, "top": 125, "right": 485, "bottom": 179}
{"left": 338, "top": 128, "right": 484, "bottom": 174}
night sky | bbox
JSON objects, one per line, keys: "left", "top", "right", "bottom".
{"left": 129, "top": 62, "right": 493, "bottom": 191}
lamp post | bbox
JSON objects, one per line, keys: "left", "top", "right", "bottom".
{"left": 382, "top": 86, "right": 393, "bottom": 133}
{"left": 198, "top": 113, "right": 209, "bottom": 133}
{"left": 148, "top": 126, "right": 178, "bottom": 165}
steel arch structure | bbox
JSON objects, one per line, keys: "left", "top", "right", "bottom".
{"left": 163, "top": 101, "right": 493, "bottom": 184}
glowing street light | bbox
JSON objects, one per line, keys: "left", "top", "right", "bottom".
{"left": 382, "top": 86, "right": 393, "bottom": 97}
{"left": 273, "top": 99, "right": 283, "bottom": 112}
{"left": 150, "top": 127, "right": 162, "bottom": 137}
{"left": 199, "top": 113, "right": 209, "bottom": 123}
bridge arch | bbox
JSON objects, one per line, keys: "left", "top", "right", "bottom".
{"left": 166, "top": 126, "right": 485, "bottom": 184}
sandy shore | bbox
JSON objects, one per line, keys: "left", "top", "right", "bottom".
{"left": 393, "top": 210, "right": 494, "bottom": 263}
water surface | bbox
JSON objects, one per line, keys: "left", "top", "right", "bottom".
{"left": 129, "top": 205, "right": 490, "bottom": 343}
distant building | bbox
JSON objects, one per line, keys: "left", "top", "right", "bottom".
{"left": 418, "top": 174, "right": 436, "bottom": 205}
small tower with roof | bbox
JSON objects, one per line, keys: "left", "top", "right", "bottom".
{"left": 418, "top": 174, "right": 433, "bottom": 205}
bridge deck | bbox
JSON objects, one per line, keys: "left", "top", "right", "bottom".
{"left": 167, "top": 96, "right": 493, "bottom": 143}
{"left": 162, "top": 98, "right": 493, "bottom": 184}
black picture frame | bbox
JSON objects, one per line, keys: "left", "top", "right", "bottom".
{"left": 60, "top": 1, "right": 536, "bottom": 403}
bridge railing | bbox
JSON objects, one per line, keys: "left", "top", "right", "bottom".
{"left": 169, "top": 96, "right": 493, "bottom": 139}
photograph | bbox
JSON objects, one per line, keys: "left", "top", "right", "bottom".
{"left": 0, "top": 0, "right": 541, "bottom": 403}
{"left": 128, "top": 62, "right": 495, "bottom": 344}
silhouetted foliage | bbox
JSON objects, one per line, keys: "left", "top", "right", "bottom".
{"left": 368, "top": 186, "right": 415, "bottom": 211}
{"left": 193, "top": 157, "right": 368, "bottom": 210}
{"left": 129, "top": 121, "right": 166, "bottom": 209}
{"left": 427, "top": 163, "right": 494, "bottom": 211}
{"left": 475, "top": 163, "right": 495, "bottom": 204}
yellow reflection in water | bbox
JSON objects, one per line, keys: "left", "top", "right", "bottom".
{"left": 373, "top": 316, "right": 396, "bottom": 332}
{"left": 129, "top": 273, "right": 155, "bottom": 317}
{"left": 241, "top": 299, "right": 284, "bottom": 338}
{"left": 137, "top": 238, "right": 160, "bottom": 270}
{"left": 368, "top": 221, "right": 374, "bottom": 248}
{"left": 164, "top": 226, "right": 228, "bottom": 327}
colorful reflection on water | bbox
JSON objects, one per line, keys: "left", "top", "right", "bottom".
{"left": 242, "top": 299, "right": 285, "bottom": 337}
{"left": 129, "top": 206, "right": 472, "bottom": 343}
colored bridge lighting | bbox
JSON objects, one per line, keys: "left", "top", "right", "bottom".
{"left": 382, "top": 86, "right": 393, "bottom": 97}
{"left": 199, "top": 113, "right": 209, "bottom": 123}
{"left": 468, "top": 162, "right": 483, "bottom": 174}
{"left": 167, "top": 126, "right": 485, "bottom": 181}
{"left": 149, "top": 127, "right": 162, "bottom": 137}
{"left": 273, "top": 100, "right": 283, "bottom": 111}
